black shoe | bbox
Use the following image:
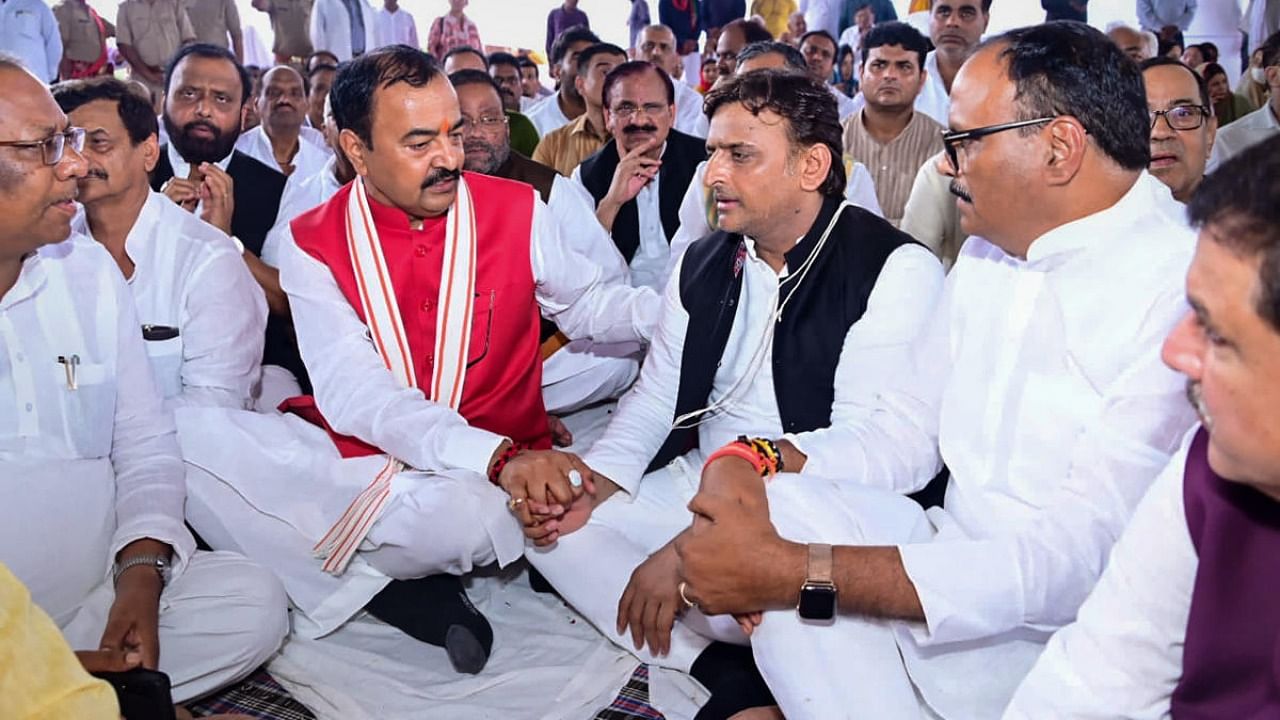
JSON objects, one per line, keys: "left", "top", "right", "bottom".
{"left": 365, "top": 574, "right": 494, "bottom": 674}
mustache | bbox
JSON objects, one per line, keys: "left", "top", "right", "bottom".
{"left": 421, "top": 167, "right": 462, "bottom": 189}
{"left": 624, "top": 124, "right": 659, "bottom": 135}
{"left": 181, "top": 120, "right": 222, "bottom": 139}
{"left": 1186, "top": 381, "right": 1213, "bottom": 428}
{"left": 84, "top": 167, "right": 109, "bottom": 181}
{"left": 949, "top": 180, "right": 972, "bottom": 204}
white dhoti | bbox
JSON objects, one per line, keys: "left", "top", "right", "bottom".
{"left": 176, "top": 407, "right": 526, "bottom": 638}
{"left": 541, "top": 339, "right": 641, "bottom": 415}
{"left": 59, "top": 550, "right": 289, "bottom": 703}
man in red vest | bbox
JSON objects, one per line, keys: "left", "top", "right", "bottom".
{"left": 178, "top": 46, "right": 659, "bottom": 675}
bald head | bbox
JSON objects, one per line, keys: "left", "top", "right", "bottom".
{"left": 259, "top": 64, "right": 307, "bottom": 136}
{"left": 1108, "top": 25, "right": 1152, "bottom": 62}
{"left": 639, "top": 25, "right": 680, "bottom": 75}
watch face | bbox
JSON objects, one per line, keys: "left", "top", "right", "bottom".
{"left": 798, "top": 583, "right": 837, "bottom": 621}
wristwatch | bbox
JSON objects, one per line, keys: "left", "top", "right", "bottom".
{"left": 797, "top": 543, "right": 837, "bottom": 621}
{"left": 113, "top": 555, "right": 171, "bottom": 588}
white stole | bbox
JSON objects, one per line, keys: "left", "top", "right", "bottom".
{"left": 312, "top": 175, "right": 478, "bottom": 575}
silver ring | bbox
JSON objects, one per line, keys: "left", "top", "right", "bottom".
{"left": 567, "top": 469, "right": 582, "bottom": 488}
{"left": 678, "top": 581, "right": 696, "bottom": 609}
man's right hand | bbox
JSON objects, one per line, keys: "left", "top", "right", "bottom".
{"left": 161, "top": 178, "right": 202, "bottom": 213}
{"left": 499, "top": 449, "right": 594, "bottom": 525}
{"left": 606, "top": 138, "right": 662, "bottom": 207}
{"left": 75, "top": 648, "right": 142, "bottom": 674}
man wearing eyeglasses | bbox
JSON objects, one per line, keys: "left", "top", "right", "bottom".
{"left": 450, "top": 67, "right": 641, "bottom": 418}
{"left": 575, "top": 61, "right": 706, "bottom": 293}
{"left": 1142, "top": 56, "right": 1217, "bottom": 204}
{"left": 0, "top": 57, "right": 287, "bottom": 706}
{"left": 669, "top": 22, "right": 1198, "bottom": 718}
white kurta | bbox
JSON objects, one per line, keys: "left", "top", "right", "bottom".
{"left": 672, "top": 79, "right": 708, "bottom": 139}
{"left": 373, "top": 6, "right": 418, "bottom": 49}
{"left": 667, "top": 159, "right": 882, "bottom": 278}
{"left": 180, "top": 184, "right": 661, "bottom": 637}
{"left": 233, "top": 125, "right": 332, "bottom": 184}
{"left": 1004, "top": 432, "right": 1198, "bottom": 719}
{"left": 74, "top": 191, "right": 266, "bottom": 409}
{"left": 528, "top": 221, "right": 945, "bottom": 670}
{"left": 1208, "top": 102, "right": 1279, "bottom": 169}
{"left": 308, "top": 0, "right": 376, "bottom": 62}
{"left": 525, "top": 92, "right": 573, "bottom": 138}
{"left": 747, "top": 173, "right": 1199, "bottom": 719}
{"left": 0, "top": 235, "right": 286, "bottom": 702}
{"left": 263, "top": 156, "right": 347, "bottom": 268}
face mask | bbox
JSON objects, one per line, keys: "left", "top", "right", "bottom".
{"left": 1252, "top": 67, "right": 1267, "bottom": 84}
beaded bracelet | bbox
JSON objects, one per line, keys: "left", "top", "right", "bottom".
{"left": 743, "top": 436, "right": 785, "bottom": 475}
{"left": 488, "top": 442, "right": 522, "bottom": 486}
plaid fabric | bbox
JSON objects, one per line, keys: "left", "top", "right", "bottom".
{"left": 595, "top": 664, "right": 667, "bottom": 720}
{"left": 187, "top": 668, "right": 315, "bottom": 720}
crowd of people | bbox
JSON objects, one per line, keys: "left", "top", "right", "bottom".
{"left": 2, "top": 0, "right": 1280, "bottom": 718}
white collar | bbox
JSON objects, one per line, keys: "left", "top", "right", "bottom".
{"left": 166, "top": 140, "right": 234, "bottom": 180}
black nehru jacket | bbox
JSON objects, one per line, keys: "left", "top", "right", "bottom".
{"left": 647, "top": 194, "right": 920, "bottom": 472}
{"left": 576, "top": 128, "right": 707, "bottom": 263}
{"left": 151, "top": 148, "right": 307, "bottom": 390}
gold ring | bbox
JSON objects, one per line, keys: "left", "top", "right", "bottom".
{"left": 678, "top": 581, "right": 695, "bottom": 609}
{"left": 507, "top": 496, "right": 525, "bottom": 512}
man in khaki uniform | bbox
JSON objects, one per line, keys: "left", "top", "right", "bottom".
{"left": 116, "top": 0, "right": 196, "bottom": 97}
{"left": 184, "top": 0, "right": 245, "bottom": 63}
{"left": 53, "top": 0, "right": 115, "bottom": 79}
{"left": 252, "top": 0, "right": 314, "bottom": 64}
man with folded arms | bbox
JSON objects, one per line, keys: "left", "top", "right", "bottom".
{"left": 1006, "top": 136, "right": 1280, "bottom": 719}
{"left": 672, "top": 22, "right": 1199, "bottom": 718}
{"left": 179, "top": 46, "right": 659, "bottom": 675}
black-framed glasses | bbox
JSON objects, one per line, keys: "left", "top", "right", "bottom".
{"left": 0, "top": 127, "right": 86, "bottom": 166}
{"left": 1150, "top": 105, "right": 1211, "bottom": 131}
{"left": 940, "top": 117, "right": 1055, "bottom": 170}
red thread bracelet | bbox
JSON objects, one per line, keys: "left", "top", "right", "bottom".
{"left": 488, "top": 443, "right": 522, "bottom": 486}
{"left": 706, "top": 442, "right": 770, "bottom": 477}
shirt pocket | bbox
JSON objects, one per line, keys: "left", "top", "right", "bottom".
{"left": 143, "top": 335, "right": 184, "bottom": 400}
{"left": 50, "top": 359, "right": 116, "bottom": 458}
{"left": 12, "top": 10, "right": 41, "bottom": 38}
{"left": 466, "top": 289, "right": 496, "bottom": 369}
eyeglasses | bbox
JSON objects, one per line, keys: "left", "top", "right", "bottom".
{"left": 462, "top": 115, "right": 509, "bottom": 132}
{"left": 940, "top": 117, "right": 1055, "bottom": 170}
{"left": 610, "top": 102, "right": 669, "bottom": 120}
{"left": 1150, "top": 105, "right": 1211, "bottom": 131}
{"left": 0, "top": 127, "right": 86, "bottom": 165}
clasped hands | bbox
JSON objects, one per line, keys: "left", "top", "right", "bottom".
{"left": 498, "top": 449, "right": 600, "bottom": 546}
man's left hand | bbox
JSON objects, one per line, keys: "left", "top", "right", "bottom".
{"left": 617, "top": 542, "right": 683, "bottom": 656}
{"left": 675, "top": 458, "right": 803, "bottom": 616}
{"left": 98, "top": 568, "right": 163, "bottom": 670}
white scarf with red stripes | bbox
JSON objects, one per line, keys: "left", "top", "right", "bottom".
{"left": 313, "top": 175, "right": 477, "bottom": 575}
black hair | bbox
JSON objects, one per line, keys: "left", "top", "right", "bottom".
{"left": 988, "top": 21, "right": 1150, "bottom": 171}
{"left": 934, "top": 0, "right": 994, "bottom": 14}
{"left": 487, "top": 51, "right": 520, "bottom": 72}
{"left": 1158, "top": 31, "right": 1185, "bottom": 59}
{"left": 724, "top": 18, "right": 774, "bottom": 46}
{"left": 517, "top": 56, "right": 537, "bottom": 70}
{"left": 448, "top": 68, "right": 503, "bottom": 100}
{"left": 330, "top": 45, "right": 441, "bottom": 149}
{"left": 738, "top": 40, "right": 808, "bottom": 73}
{"left": 799, "top": 30, "right": 838, "bottom": 53}
{"left": 443, "top": 45, "right": 488, "bottom": 70}
{"left": 1262, "top": 30, "right": 1280, "bottom": 69}
{"left": 859, "top": 21, "right": 930, "bottom": 68}
{"left": 704, "top": 69, "right": 846, "bottom": 198}
{"left": 550, "top": 26, "right": 601, "bottom": 66}
{"left": 1140, "top": 55, "right": 1211, "bottom": 108}
{"left": 1196, "top": 41, "right": 1219, "bottom": 63}
{"left": 308, "top": 62, "right": 339, "bottom": 80}
{"left": 164, "top": 43, "right": 252, "bottom": 107}
{"left": 575, "top": 43, "right": 628, "bottom": 76}
{"left": 52, "top": 77, "right": 158, "bottom": 144}
{"left": 1188, "top": 134, "right": 1280, "bottom": 331}
{"left": 602, "top": 61, "right": 674, "bottom": 108}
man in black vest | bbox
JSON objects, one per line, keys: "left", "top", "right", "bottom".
{"left": 450, "top": 68, "right": 642, "bottom": 420}
{"left": 150, "top": 43, "right": 306, "bottom": 397}
{"left": 519, "top": 70, "right": 943, "bottom": 718}
{"left": 575, "top": 61, "right": 706, "bottom": 291}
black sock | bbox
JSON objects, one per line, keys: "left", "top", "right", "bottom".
{"left": 365, "top": 574, "right": 494, "bottom": 673}
{"left": 689, "top": 642, "right": 776, "bottom": 720}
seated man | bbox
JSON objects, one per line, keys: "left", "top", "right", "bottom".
{"left": 574, "top": 60, "right": 706, "bottom": 292}
{"left": 178, "top": 47, "right": 660, "bottom": 675}
{"left": 234, "top": 65, "right": 332, "bottom": 182}
{"left": 1004, "top": 137, "right": 1280, "bottom": 717}
{"left": 54, "top": 78, "right": 268, "bottom": 410}
{"left": 671, "top": 23, "right": 1200, "bottom": 718}
{"left": 1142, "top": 56, "right": 1217, "bottom": 204}
{"left": 0, "top": 56, "right": 287, "bottom": 705}
{"left": 1208, "top": 31, "right": 1279, "bottom": 168}
{"left": 524, "top": 69, "right": 943, "bottom": 718}
{"left": 152, "top": 43, "right": 303, "bottom": 402}
{"left": 533, "top": 42, "right": 628, "bottom": 177}
{"left": 451, "top": 68, "right": 640, "bottom": 417}
{"left": 669, "top": 41, "right": 881, "bottom": 275}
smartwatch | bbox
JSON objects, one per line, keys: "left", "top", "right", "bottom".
{"left": 797, "top": 543, "right": 837, "bottom": 621}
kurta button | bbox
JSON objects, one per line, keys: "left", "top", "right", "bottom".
{"left": 421, "top": 300, "right": 431, "bottom": 312}
{"left": 25, "top": 403, "right": 32, "bottom": 412}
{"left": 415, "top": 245, "right": 427, "bottom": 257}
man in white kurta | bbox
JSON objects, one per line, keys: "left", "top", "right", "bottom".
{"left": 234, "top": 65, "right": 331, "bottom": 186}
{"left": 309, "top": 0, "right": 376, "bottom": 62}
{"left": 0, "top": 60, "right": 287, "bottom": 703}
{"left": 671, "top": 25, "right": 1199, "bottom": 719}
{"left": 179, "top": 51, "right": 661, "bottom": 642}
{"left": 55, "top": 78, "right": 267, "bottom": 410}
